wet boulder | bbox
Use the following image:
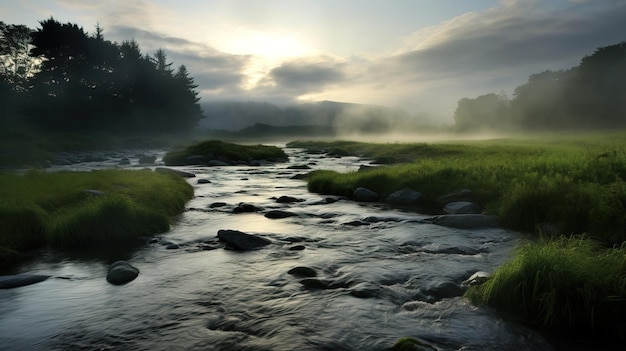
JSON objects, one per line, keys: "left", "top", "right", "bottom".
{"left": 424, "top": 281, "right": 463, "bottom": 301}
{"left": 106, "top": 261, "right": 139, "bottom": 285}
{"left": 233, "top": 203, "right": 260, "bottom": 213}
{"left": 276, "top": 195, "right": 304, "bottom": 203}
{"left": 424, "top": 214, "right": 498, "bottom": 229}
{"left": 287, "top": 266, "right": 317, "bottom": 277}
{"left": 217, "top": 229, "right": 271, "bottom": 251}
{"left": 197, "top": 178, "right": 212, "bottom": 184}
{"left": 385, "top": 189, "right": 422, "bottom": 206}
{"left": 265, "top": 210, "right": 298, "bottom": 219}
{"left": 443, "top": 201, "right": 482, "bottom": 215}
{"left": 0, "top": 274, "right": 51, "bottom": 289}
{"left": 349, "top": 282, "right": 380, "bottom": 299}
{"left": 353, "top": 187, "right": 379, "bottom": 202}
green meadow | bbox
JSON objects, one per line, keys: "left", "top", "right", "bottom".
{"left": 288, "top": 132, "right": 626, "bottom": 339}
{"left": 0, "top": 169, "right": 193, "bottom": 263}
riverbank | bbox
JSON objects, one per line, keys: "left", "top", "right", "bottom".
{"left": 288, "top": 133, "right": 626, "bottom": 341}
{"left": 0, "top": 169, "right": 193, "bottom": 265}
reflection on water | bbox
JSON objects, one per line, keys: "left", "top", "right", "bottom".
{"left": 0, "top": 147, "right": 554, "bottom": 350}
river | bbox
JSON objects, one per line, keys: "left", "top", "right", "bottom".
{"left": 0, "top": 145, "right": 576, "bottom": 350}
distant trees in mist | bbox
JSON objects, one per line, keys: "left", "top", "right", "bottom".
{"left": 455, "top": 42, "right": 626, "bottom": 132}
{"left": 0, "top": 18, "right": 203, "bottom": 134}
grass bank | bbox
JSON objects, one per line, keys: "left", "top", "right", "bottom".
{"left": 0, "top": 169, "right": 193, "bottom": 263}
{"left": 289, "top": 134, "right": 626, "bottom": 244}
{"left": 466, "top": 237, "right": 626, "bottom": 339}
{"left": 289, "top": 133, "right": 626, "bottom": 339}
{"left": 163, "top": 139, "right": 288, "bottom": 166}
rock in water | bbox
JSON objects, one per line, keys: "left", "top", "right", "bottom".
{"left": 264, "top": 210, "right": 298, "bottom": 219}
{"left": 287, "top": 266, "right": 317, "bottom": 277}
{"left": 106, "top": 261, "right": 140, "bottom": 285}
{"left": 443, "top": 201, "right": 482, "bottom": 214}
{"left": 424, "top": 214, "right": 498, "bottom": 229}
{"left": 276, "top": 196, "right": 303, "bottom": 203}
{"left": 217, "top": 229, "right": 271, "bottom": 251}
{"left": 0, "top": 274, "right": 50, "bottom": 289}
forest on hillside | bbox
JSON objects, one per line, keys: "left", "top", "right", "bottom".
{"left": 0, "top": 18, "right": 203, "bottom": 135}
{"left": 454, "top": 42, "right": 626, "bottom": 132}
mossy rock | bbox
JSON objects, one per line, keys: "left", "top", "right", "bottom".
{"left": 162, "top": 140, "right": 288, "bottom": 166}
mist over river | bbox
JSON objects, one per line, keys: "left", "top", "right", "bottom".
{"left": 0, "top": 145, "right": 568, "bottom": 350}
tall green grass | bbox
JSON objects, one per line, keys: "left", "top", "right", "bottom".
{"left": 0, "top": 169, "right": 193, "bottom": 260}
{"left": 298, "top": 137, "right": 626, "bottom": 244}
{"left": 465, "top": 237, "right": 626, "bottom": 338}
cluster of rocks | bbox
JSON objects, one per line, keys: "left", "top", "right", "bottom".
{"left": 352, "top": 187, "right": 498, "bottom": 229}
{"left": 0, "top": 260, "right": 143, "bottom": 289}
{"left": 168, "top": 153, "right": 286, "bottom": 167}
{"left": 52, "top": 151, "right": 160, "bottom": 167}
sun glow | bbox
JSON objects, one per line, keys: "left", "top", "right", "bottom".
{"left": 215, "top": 27, "right": 316, "bottom": 89}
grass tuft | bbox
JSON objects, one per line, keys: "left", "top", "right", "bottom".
{"left": 47, "top": 194, "right": 170, "bottom": 248}
{"left": 465, "top": 236, "right": 626, "bottom": 338}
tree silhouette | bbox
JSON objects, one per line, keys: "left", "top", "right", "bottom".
{"left": 25, "top": 18, "right": 203, "bottom": 134}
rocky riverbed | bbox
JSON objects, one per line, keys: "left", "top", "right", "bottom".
{"left": 0, "top": 145, "right": 565, "bottom": 350}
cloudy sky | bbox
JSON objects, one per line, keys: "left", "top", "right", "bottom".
{"left": 2, "top": 0, "right": 625, "bottom": 121}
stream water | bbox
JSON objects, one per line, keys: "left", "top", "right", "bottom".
{"left": 0, "top": 146, "right": 578, "bottom": 350}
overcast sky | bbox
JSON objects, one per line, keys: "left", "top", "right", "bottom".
{"left": 2, "top": 0, "right": 625, "bottom": 121}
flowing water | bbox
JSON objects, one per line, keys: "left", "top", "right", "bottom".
{"left": 0, "top": 146, "right": 563, "bottom": 350}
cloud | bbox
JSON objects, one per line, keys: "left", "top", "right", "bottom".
{"left": 296, "top": 0, "right": 626, "bottom": 117}
{"left": 34, "top": 0, "right": 626, "bottom": 120}
{"left": 266, "top": 58, "right": 347, "bottom": 93}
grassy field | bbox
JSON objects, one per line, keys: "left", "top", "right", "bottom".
{"left": 289, "top": 132, "right": 626, "bottom": 339}
{"left": 0, "top": 169, "right": 193, "bottom": 263}
{"left": 289, "top": 133, "right": 626, "bottom": 244}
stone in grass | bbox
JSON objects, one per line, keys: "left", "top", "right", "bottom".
{"left": 353, "top": 187, "right": 379, "bottom": 202}
{"left": 443, "top": 201, "right": 482, "bottom": 215}
{"left": 385, "top": 188, "right": 422, "bottom": 206}
{"left": 106, "top": 261, "right": 139, "bottom": 285}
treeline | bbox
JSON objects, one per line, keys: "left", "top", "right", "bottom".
{"left": 0, "top": 18, "right": 203, "bottom": 135}
{"left": 454, "top": 42, "right": 626, "bottom": 132}
{"left": 200, "top": 100, "right": 440, "bottom": 135}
